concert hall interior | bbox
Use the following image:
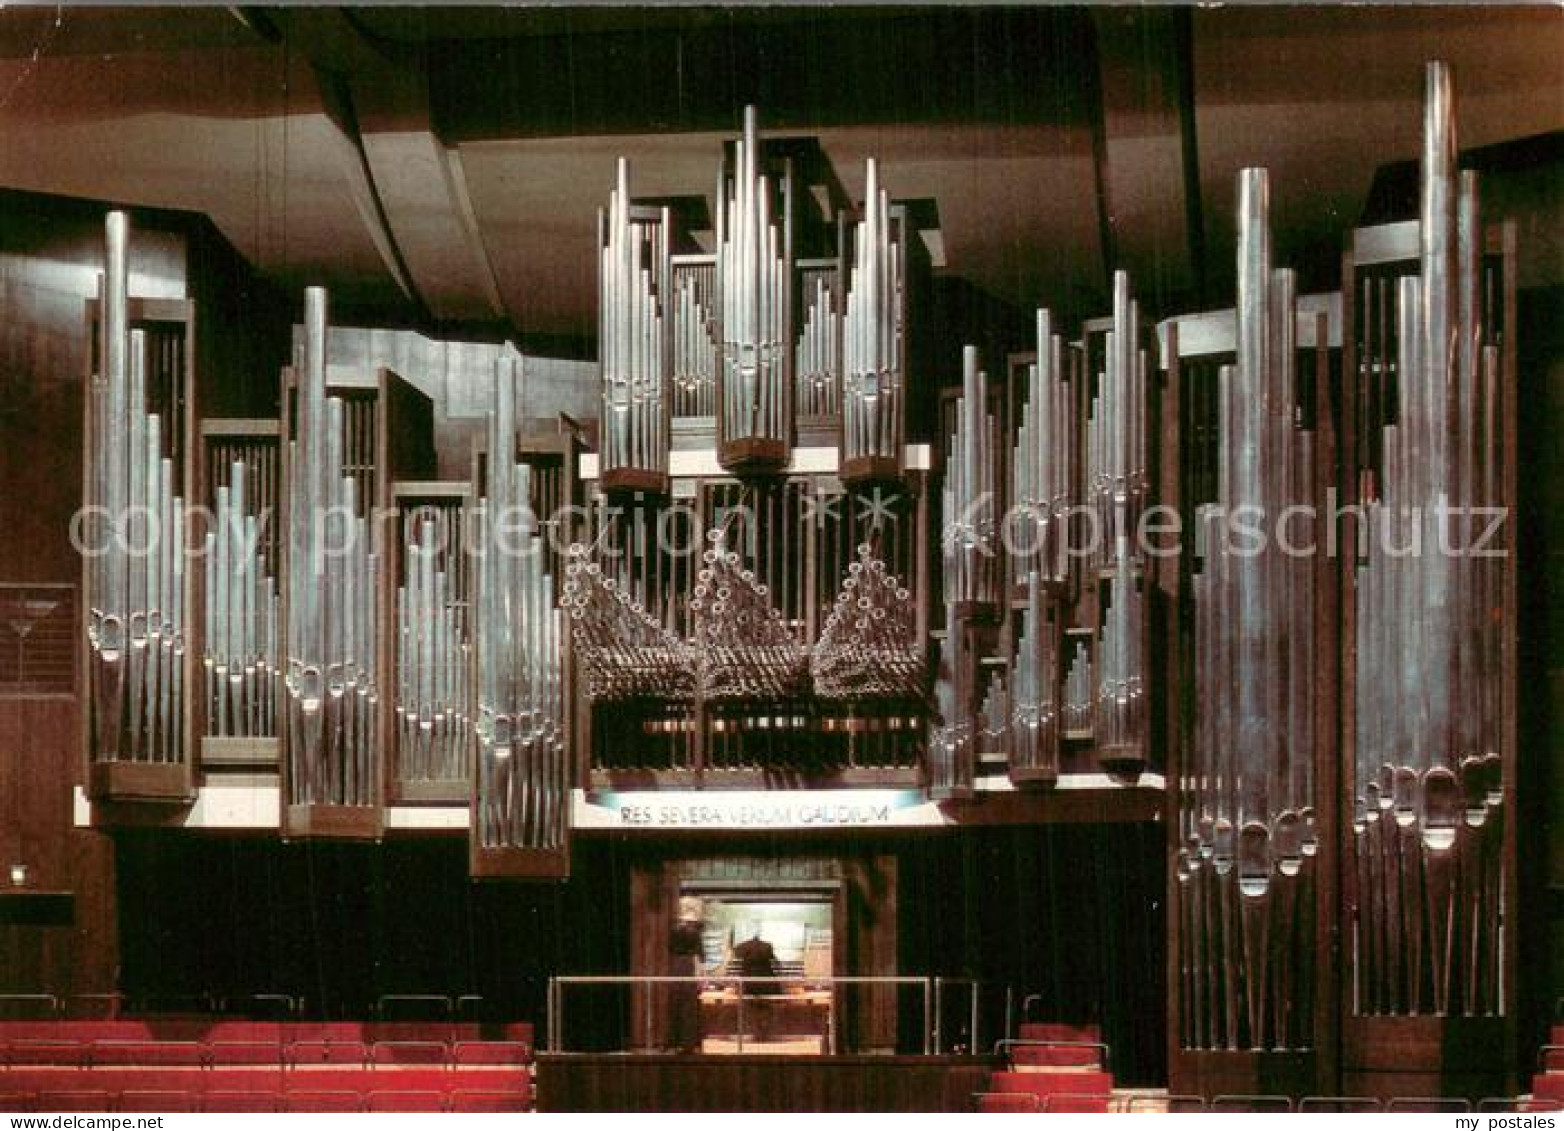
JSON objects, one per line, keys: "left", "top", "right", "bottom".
{"left": 0, "top": 3, "right": 1559, "bottom": 1115}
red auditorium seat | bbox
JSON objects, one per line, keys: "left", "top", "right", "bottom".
{"left": 454, "top": 1040, "right": 532, "bottom": 1065}
{"left": 0, "top": 1093, "right": 35, "bottom": 1113}
{"left": 90, "top": 1040, "right": 205, "bottom": 1067}
{"left": 203, "top": 1090, "right": 283, "bottom": 1112}
{"left": 371, "top": 1040, "right": 451, "bottom": 1066}
{"left": 1533, "top": 1077, "right": 1564, "bottom": 1102}
{"left": 367, "top": 1089, "right": 446, "bottom": 1112}
{"left": 35, "top": 1091, "right": 114, "bottom": 1112}
{"left": 207, "top": 1040, "right": 284, "bottom": 1066}
{"left": 1008, "top": 1043, "right": 1106, "bottom": 1070}
{"left": 286, "top": 1039, "right": 370, "bottom": 1066}
{"left": 200, "top": 1021, "right": 283, "bottom": 1045}
{"left": 499, "top": 1022, "right": 535, "bottom": 1046}
{"left": 284, "top": 1090, "right": 365, "bottom": 1112}
{"left": 1044, "top": 1093, "right": 1114, "bottom": 1113}
{"left": 365, "top": 1022, "right": 459, "bottom": 1045}
{"left": 119, "top": 1090, "right": 198, "bottom": 1112}
{"left": 5, "top": 1038, "right": 85, "bottom": 1066}
{"left": 1017, "top": 1022, "right": 1101, "bottom": 1044}
{"left": 450, "top": 1090, "right": 532, "bottom": 1113}
{"left": 975, "top": 1092, "right": 1040, "bottom": 1112}
{"left": 988, "top": 1069, "right": 1114, "bottom": 1102}
{"left": 1540, "top": 1046, "right": 1564, "bottom": 1072}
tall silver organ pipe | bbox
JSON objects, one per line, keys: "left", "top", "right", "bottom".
{"left": 599, "top": 157, "right": 671, "bottom": 493}
{"left": 1012, "top": 310, "right": 1073, "bottom": 591}
{"left": 717, "top": 106, "right": 791, "bottom": 470}
{"left": 942, "top": 346, "right": 999, "bottom": 609}
{"left": 474, "top": 348, "right": 568, "bottom": 854}
{"left": 1352, "top": 60, "right": 1507, "bottom": 1018}
{"left": 283, "top": 287, "right": 379, "bottom": 813}
{"left": 794, "top": 269, "right": 840, "bottom": 419}
{"left": 927, "top": 623, "right": 974, "bottom": 799}
{"left": 671, "top": 261, "right": 718, "bottom": 418}
{"left": 86, "top": 212, "right": 188, "bottom": 775}
{"left": 204, "top": 460, "right": 279, "bottom": 740}
{"left": 396, "top": 510, "right": 470, "bottom": 786}
{"left": 840, "top": 158, "right": 904, "bottom": 480}
{"left": 1008, "top": 571, "right": 1060, "bottom": 785}
{"left": 1062, "top": 636, "right": 1093, "bottom": 738}
{"left": 1179, "top": 168, "right": 1318, "bottom": 1052}
{"left": 1090, "top": 272, "right": 1149, "bottom": 779}
{"left": 1087, "top": 272, "right": 1149, "bottom": 569}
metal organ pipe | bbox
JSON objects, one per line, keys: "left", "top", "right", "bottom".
{"left": 1351, "top": 60, "right": 1507, "bottom": 1019}
{"left": 1092, "top": 272, "right": 1149, "bottom": 781}
{"left": 795, "top": 271, "right": 840, "bottom": 420}
{"left": 841, "top": 158, "right": 904, "bottom": 477}
{"left": 942, "top": 346, "right": 998, "bottom": 609}
{"left": 599, "top": 157, "right": 670, "bottom": 490}
{"left": 396, "top": 510, "right": 469, "bottom": 785}
{"left": 204, "top": 461, "right": 280, "bottom": 740}
{"left": 85, "top": 213, "right": 187, "bottom": 772}
{"left": 283, "top": 287, "right": 378, "bottom": 810}
{"left": 717, "top": 106, "right": 791, "bottom": 469}
{"left": 1178, "top": 167, "right": 1319, "bottom": 1052}
{"left": 671, "top": 263, "right": 718, "bottom": 418}
{"left": 475, "top": 349, "right": 568, "bottom": 853}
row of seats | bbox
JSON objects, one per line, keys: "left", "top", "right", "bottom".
{"left": 0, "top": 1020, "right": 533, "bottom": 1045}
{"left": 1, "top": 1038, "right": 532, "bottom": 1068}
{"left": 1, "top": 1088, "right": 530, "bottom": 1113}
{"left": 985, "top": 1096, "right": 1561, "bottom": 1114}
{"left": 0, "top": 1068, "right": 531, "bottom": 1113}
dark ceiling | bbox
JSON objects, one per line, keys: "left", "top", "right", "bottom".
{"left": 0, "top": 5, "right": 1556, "bottom": 357}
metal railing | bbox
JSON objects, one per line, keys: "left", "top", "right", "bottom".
{"left": 547, "top": 975, "right": 945, "bottom": 1055}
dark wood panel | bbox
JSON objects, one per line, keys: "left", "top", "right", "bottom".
{"left": 536, "top": 1053, "right": 996, "bottom": 1113}
{"left": 0, "top": 698, "right": 117, "bottom": 998}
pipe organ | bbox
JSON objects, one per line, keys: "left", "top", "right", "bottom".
{"left": 73, "top": 61, "right": 1522, "bottom": 1071}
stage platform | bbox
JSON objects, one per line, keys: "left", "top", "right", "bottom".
{"left": 535, "top": 1052, "right": 999, "bottom": 1112}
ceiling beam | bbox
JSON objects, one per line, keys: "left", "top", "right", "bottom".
{"left": 1090, "top": 8, "right": 1200, "bottom": 311}
{"left": 276, "top": 8, "right": 509, "bottom": 325}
